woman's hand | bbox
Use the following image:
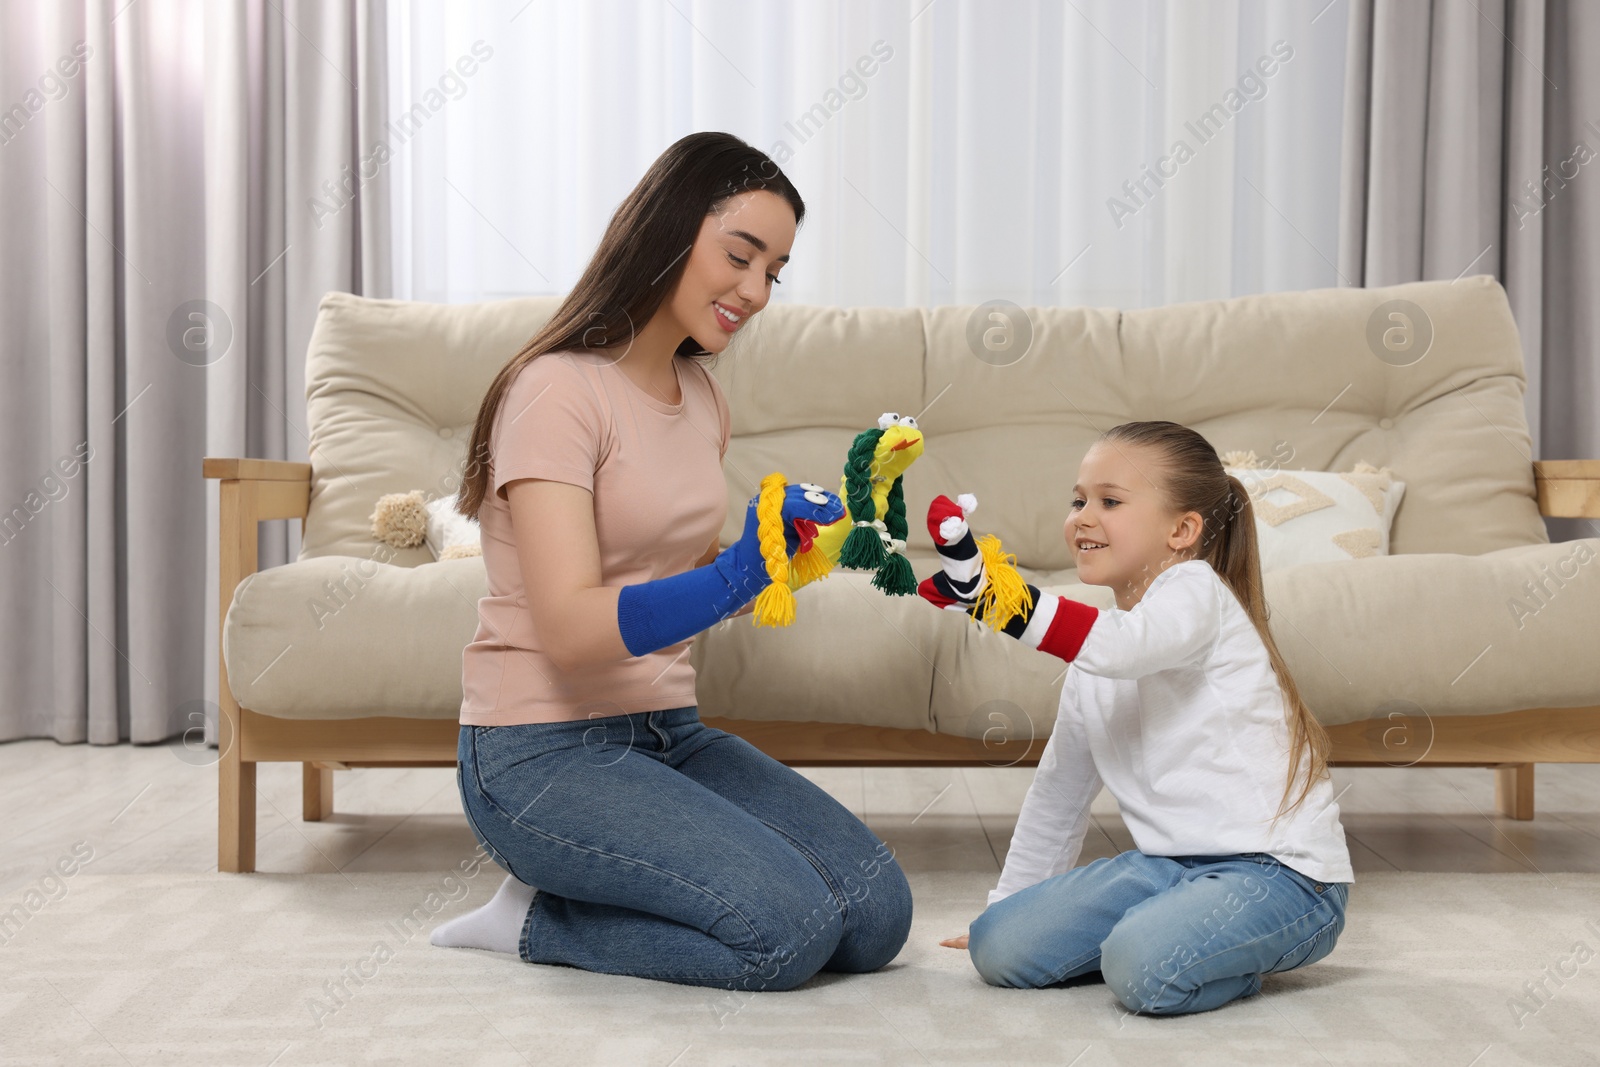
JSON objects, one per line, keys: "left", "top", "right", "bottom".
{"left": 939, "top": 933, "right": 970, "bottom": 949}
{"left": 777, "top": 482, "right": 846, "bottom": 556}
{"left": 729, "top": 483, "right": 844, "bottom": 566}
{"left": 718, "top": 483, "right": 845, "bottom": 600}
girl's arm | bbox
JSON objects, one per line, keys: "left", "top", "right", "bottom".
{"left": 918, "top": 493, "right": 1221, "bottom": 678}
{"left": 989, "top": 688, "right": 1103, "bottom": 906}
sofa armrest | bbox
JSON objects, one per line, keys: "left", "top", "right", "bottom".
{"left": 204, "top": 458, "right": 312, "bottom": 524}
{"left": 202, "top": 454, "right": 312, "bottom": 592}
{"left": 201, "top": 458, "right": 314, "bottom": 873}
{"left": 1534, "top": 460, "right": 1600, "bottom": 519}
{"left": 202, "top": 457, "right": 313, "bottom": 482}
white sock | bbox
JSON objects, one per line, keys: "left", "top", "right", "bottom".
{"left": 429, "top": 873, "right": 538, "bottom": 954}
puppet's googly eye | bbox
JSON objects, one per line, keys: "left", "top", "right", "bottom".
{"left": 803, "top": 490, "right": 830, "bottom": 506}
{"left": 877, "top": 412, "right": 899, "bottom": 430}
{"left": 899, "top": 415, "right": 918, "bottom": 429}
{"left": 799, "top": 482, "right": 824, "bottom": 493}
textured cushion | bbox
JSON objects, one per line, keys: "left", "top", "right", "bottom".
{"left": 1225, "top": 462, "right": 1406, "bottom": 572}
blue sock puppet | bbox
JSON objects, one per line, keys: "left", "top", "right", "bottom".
{"left": 616, "top": 483, "right": 844, "bottom": 657}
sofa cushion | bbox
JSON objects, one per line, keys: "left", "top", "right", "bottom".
{"left": 1115, "top": 275, "right": 1544, "bottom": 559}
{"left": 1226, "top": 462, "right": 1407, "bottom": 572}
{"left": 226, "top": 540, "right": 1599, "bottom": 732}
{"left": 694, "top": 540, "right": 1600, "bottom": 733}
{"left": 224, "top": 556, "right": 489, "bottom": 719}
{"left": 714, "top": 275, "right": 1545, "bottom": 572}
{"left": 300, "top": 293, "right": 565, "bottom": 563}
{"left": 298, "top": 276, "right": 1548, "bottom": 580}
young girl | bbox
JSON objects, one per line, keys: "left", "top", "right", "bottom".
{"left": 918, "top": 420, "right": 1352, "bottom": 1016}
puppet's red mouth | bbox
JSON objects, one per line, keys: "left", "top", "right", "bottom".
{"left": 792, "top": 518, "right": 820, "bottom": 555}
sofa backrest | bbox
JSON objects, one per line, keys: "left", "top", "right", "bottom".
{"left": 301, "top": 292, "right": 565, "bottom": 566}
{"left": 300, "top": 276, "right": 1547, "bottom": 570}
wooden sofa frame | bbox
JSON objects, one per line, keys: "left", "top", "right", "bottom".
{"left": 204, "top": 457, "right": 1600, "bottom": 873}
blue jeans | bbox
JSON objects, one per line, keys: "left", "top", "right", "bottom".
{"left": 455, "top": 705, "right": 913, "bottom": 990}
{"left": 968, "top": 849, "right": 1349, "bottom": 1015}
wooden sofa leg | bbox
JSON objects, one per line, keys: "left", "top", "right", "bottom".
{"left": 1494, "top": 763, "right": 1535, "bottom": 820}
{"left": 219, "top": 750, "right": 257, "bottom": 873}
{"left": 217, "top": 679, "right": 256, "bottom": 872}
{"left": 303, "top": 763, "right": 334, "bottom": 821}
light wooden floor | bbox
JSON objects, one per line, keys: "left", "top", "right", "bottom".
{"left": 3, "top": 737, "right": 1599, "bottom": 895}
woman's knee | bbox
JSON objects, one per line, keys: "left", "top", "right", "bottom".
{"left": 729, "top": 903, "right": 846, "bottom": 992}
{"left": 828, "top": 850, "right": 914, "bottom": 973}
{"left": 868, "top": 858, "right": 915, "bottom": 966}
{"left": 755, "top": 840, "right": 917, "bottom": 986}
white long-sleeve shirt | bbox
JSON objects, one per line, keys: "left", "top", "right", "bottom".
{"left": 988, "top": 558, "right": 1354, "bottom": 907}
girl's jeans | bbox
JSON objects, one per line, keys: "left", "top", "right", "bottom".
{"left": 455, "top": 705, "right": 914, "bottom": 991}
{"left": 968, "top": 848, "right": 1349, "bottom": 1015}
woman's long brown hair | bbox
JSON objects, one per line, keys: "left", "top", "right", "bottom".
{"left": 1099, "top": 421, "right": 1331, "bottom": 825}
{"left": 457, "top": 132, "right": 806, "bottom": 519}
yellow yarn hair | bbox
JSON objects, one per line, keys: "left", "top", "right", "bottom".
{"left": 973, "top": 534, "right": 1033, "bottom": 633}
{"left": 752, "top": 473, "right": 797, "bottom": 627}
{"left": 789, "top": 539, "right": 834, "bottom": 588}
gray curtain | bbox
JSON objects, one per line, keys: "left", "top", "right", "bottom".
{"left": 1338, "top": 0, "right": 1599, "bottom": 544}
{"left": 0, "top": 0, "right": 389, "bottom": 744}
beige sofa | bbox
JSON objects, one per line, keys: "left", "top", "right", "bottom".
{"left": 206, "top": 275, "right": 1600, "bottom": 873}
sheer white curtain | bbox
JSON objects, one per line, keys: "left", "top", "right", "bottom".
{"left": 385, "top": 0, "right": 1348, "bottom": 309}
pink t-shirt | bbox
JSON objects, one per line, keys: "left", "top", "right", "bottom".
{"left": 460, "top": 350, "right": 731, "bottom": 725}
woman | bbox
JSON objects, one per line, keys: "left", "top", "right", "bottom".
{"left": 430, "top": 132, "right": 914, "bottom": 992}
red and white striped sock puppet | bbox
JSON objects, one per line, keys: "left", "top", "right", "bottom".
{"left": 917, "top": 493, "right": 1100, "bottom": 661}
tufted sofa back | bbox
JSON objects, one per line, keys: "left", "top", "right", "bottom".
{"left": 299, "top": 275, "right": 1547, "bottom": 571}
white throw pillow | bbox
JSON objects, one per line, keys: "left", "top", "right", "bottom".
{"left": 424, "top": 495, "right": 482, "bottom": 560}
{"left": 1220, "top": 452, "right": 1405, "bottom": 574}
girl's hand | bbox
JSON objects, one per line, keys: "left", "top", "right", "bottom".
{"left": 917, "top": 493, "right": 986, "bottom": 613}
{"left": 939, "top": 933, "right": 970, "bottom": 949}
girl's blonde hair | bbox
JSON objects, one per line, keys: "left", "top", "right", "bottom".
{"left": 1097, "top": 421, "right": 1330, "bottom": 825}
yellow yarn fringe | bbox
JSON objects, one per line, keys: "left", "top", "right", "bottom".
{"left": 973, "top": 534, "right": 1033, "bottom": 632}
{"left": 753, "top": 473, "right": 797, "bottom": 627}
{"left": 753, "top": 580, "right": 796, "bottom": 627}
{"left": 790, "top": 542, "right": 834, "bottom": 588}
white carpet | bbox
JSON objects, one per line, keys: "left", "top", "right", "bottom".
{"left": 4, "top": 869, "right": 1598, "bottom": 1066}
